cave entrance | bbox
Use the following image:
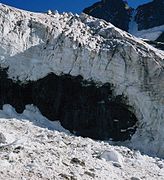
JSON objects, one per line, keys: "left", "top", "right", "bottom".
{"left": 0, "top": 69, "right": 138, "bottom": 141}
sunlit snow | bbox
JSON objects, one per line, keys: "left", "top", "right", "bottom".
{"left": 0, "top": 104, "right": 164, "bottom": 179}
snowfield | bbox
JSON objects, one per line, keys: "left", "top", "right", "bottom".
{"left": 0, "top": 104, "right": 164, "bottom": 180}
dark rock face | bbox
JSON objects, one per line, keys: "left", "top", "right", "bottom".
{"left": 83, "top": 0, "right": 131, "bottom": 31}
{"left": 84, "top": 0, "right": 164, "bottom": 32}
{"left": 135, "top": 0, "right": 164, "bottom": 50}
{"left": 135, "top": 0, "right": 164, "bottom": 31}
{"left": 156, "top": 32, "right": 164, "bottom": 42}
{"left": 0, "top": 68, "right": 137, "bottom": 141}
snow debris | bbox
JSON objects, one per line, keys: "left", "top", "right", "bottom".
{"left": 47, "top": 10, "right": 52, "bottom": 15}
{"left": 1, "top": 104, "right": 69, "bottom": 133}
{"left": 0, "top": 104, "right": 163, "bottom": 179}
{"left": 100, "top": 150, "right": 124, "bottom": 166}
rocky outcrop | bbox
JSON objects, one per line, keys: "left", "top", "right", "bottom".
{"left": 156, "top": 32, "right": 164, "bottom": 42}
{"left": 83, "top": 0, "right": 131, "bottom": 31}
{"left": 0, "top": 4, "right": 164, "bottom": 156}
{"left": 84, "top": 0, "right": 164, "bottom": 32}
{"left": 135, "top": 0, "right": 164, "bottom": 31}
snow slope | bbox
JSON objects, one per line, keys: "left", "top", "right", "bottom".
{"left": 129, "top": 21, "right": 164, "bottom": 41}
{"left": 134, "top": 25, "right": 164, "bottom": 41}
{"left": 0, "top": 104, "right": 164, "bottom": 180}
{"left": 0, "top": 4, "right": 164, "bottom": 157}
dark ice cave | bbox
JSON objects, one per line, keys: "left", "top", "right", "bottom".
{"left": 0, "top": 68, "right": 138, "bottom": 141}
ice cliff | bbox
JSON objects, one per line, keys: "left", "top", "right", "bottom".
{"left": 0, "top": 4, "right": 164, "bottom": 156}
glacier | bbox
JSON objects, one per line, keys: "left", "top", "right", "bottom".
{"left": 0, "top": 4, "right": 163, "bottom": 157}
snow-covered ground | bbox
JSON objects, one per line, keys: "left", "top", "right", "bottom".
{"left": 0, "top": 104, "right": 164, "bottom": 180}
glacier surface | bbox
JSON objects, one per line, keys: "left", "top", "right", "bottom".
{"left": 0, "top": 4, "right": 163, "bottom": 157}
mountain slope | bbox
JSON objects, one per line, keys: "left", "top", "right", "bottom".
{"left": 83, "top": 0, "right": 164, "bottom": 49}
{"left": 135, "top": 0, "right": 164, "bottom": 31}
{"left": 83, "top": 0, "right": 131, "bottom": 31}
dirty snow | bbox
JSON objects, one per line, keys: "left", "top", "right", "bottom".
{"left": 0, "top": 104, "right": 164, "bottom": 180}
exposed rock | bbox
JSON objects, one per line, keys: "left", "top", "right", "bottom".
{"left": 59, "top": 173, "right": 71, "bottom": 180}
{"left": 83, "top": 0, "right": 131, "bottom": 31}
{"left": 156, "top": 32, "right": 164, "bottom": 42}
{"left": 131, "top": 177, "right": 141, "bottom": 180}
{"left": 135, "top": 0, "right": 164, "bottom": 31}
{"left": 0, "top": 4, "right": 163, "bottom": 156}
{"left": 0, "top": 132, "right": 6, "bottom": 144}
{"left": 84, "top": 171, "right": 95, "bottom": 178}
{"left": 70, "top": 158, "right": 85, "bottom": 166}
{"left": 112, "top": 162, "right": 122, "bottom": 168}
{"left": 157, "top": 162, "right": 164, "bottom": 169}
